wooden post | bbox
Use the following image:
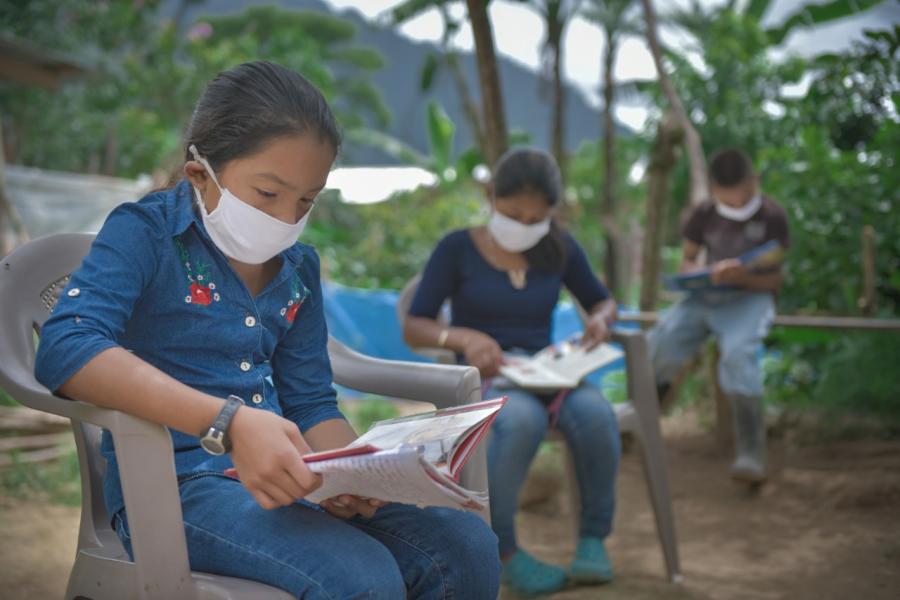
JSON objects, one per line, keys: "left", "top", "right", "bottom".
{"left": 639, "top": 114, "right": 682, "bottom": 313}
{"left": 859, "top": 225, "right": 876, "bottom": 316}
{"left": 0, "top": 114, "right": 30, "bottom": 256}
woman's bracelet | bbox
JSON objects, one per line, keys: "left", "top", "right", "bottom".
{"left": 437, "top": 329, "right": 450, "bottom": 348}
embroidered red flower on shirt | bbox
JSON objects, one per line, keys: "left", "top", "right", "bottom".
{"left": 285, "top": 301, "right": 302, "bottom": 322}
{"left": 175, "top": 238, "right": 220, "bottom": 306}
{"left": 281, "top": 275, "right": 310, "bottom": 323}
{"left": 189, "top": 282, "right": 212, "bottom": 306}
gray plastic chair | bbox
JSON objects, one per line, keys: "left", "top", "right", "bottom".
{"left": 0, "top": 233, "right": 488, "bottom": 600}
{"left": 398, "top": 273, "right": 682, "bottom": 582}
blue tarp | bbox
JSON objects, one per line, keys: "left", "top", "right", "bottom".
{"left": 322, "top": 283, "right": 634, "bottom": 398}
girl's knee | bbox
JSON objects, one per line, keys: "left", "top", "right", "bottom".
{"left": 562, "top": 388, "right": 617, "bottom": 427}
{"left": 494, "top": 393, "right": 548, "bottom": 439}
{"left": 439, "top": 514, "right": 501, "bottom": 598}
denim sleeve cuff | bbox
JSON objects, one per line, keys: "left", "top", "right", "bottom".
{"left": 35, "top": 334, "right": 119, "bottom": 394}
{"left": 295, "top": 405, "right": 346, "bottom": 434}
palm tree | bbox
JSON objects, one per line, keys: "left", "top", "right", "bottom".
{"left": 466, "top": 0, "right": 509, "bottom": 166}
{"left": 514, "top": 0, "right": 582, "bottom": 181}
{"left": 388, "top": 0, "right": 487, "bottom": 159}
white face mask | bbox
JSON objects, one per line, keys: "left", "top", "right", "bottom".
{"left": 487, "top": 208, "right": 551, "bottom": 252}
{"left": 715, "top": 193, "right": 762, "bottom": 222}
{"left": 189, "top": 145, "right": 309, "bottom": 264}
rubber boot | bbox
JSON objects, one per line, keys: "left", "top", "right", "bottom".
{"left": 729, "top": 394, "right": 767, "bottom": 484}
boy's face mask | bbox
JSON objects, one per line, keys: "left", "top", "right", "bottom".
{"left": 189, "top": 144, "right": 309, "bottom": 264}
{"left": 715, "top": 193, "right": 762, "bottom": 222}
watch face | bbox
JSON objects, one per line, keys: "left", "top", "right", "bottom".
{"left": 201, "top": 432, "right": 226, "bottom": 455}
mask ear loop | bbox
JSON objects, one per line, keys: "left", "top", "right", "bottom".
{"left": 188, "top": 144, "right": 224, "bottom": 192}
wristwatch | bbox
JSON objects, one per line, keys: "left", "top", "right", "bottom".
{"left": 200, "top": 395, "right": 244, "bottom": 455}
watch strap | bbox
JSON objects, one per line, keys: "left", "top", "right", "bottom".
{"left": 210, "top": 395, "right": 244, "bottom": 451}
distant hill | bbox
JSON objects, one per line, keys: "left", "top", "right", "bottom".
{"left": 161, "top": 0, "right": 625, "bottom": 165}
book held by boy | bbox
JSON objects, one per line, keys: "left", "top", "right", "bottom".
{"left": 498, "top": 336, "right": 624, "bottom": 392}
{"left": 226, "top": 397, "right": 506, "bottom": 511}
{"left": 663, "top": 239, "right": 784, "bottom": 293}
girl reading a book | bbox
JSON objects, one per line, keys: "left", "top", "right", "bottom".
{"left": 34, "top": 61, "right": 500, "bottom": 599}
{"left": 403, "top": 147, "right": 621, "bottom": 596}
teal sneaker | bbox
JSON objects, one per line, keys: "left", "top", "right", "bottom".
{"left": 569, "top": 537, "right": 614, "bottom": 584}
{"left": 501, "top": 549, "right": 567, "bottom": 596}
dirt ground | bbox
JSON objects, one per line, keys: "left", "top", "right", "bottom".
{"left": 2, "top": 410, "right": 899, "bottom": 600}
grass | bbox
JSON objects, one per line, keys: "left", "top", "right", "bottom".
{"left": 0, "top": 388, "right": 19, "bottom": 407}
{"left": 0, "top": 445, "right": 82, "bottom": 506}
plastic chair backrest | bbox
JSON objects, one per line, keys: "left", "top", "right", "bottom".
{"left": 0, "top": 233, "right": 118, "bottom": 551}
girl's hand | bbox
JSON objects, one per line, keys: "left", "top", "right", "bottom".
{"left": 581, "top": 314, "right": 611, "bottom": 351}
{"left": 462, "top": 331, "right": 504, "bottom": 378}
{"left": 321, "top": 495, "right": 388, "bottom": 519}
{"left": 228, "top": 407, "right": 322, "bottom": 510}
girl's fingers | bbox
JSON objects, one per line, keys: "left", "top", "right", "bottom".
{"left": 253, "top": 489, "right": 280, "bottom": 511}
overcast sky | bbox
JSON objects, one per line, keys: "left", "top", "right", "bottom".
{"left": 322, "top": 0, "right": 898, "bottom": 128}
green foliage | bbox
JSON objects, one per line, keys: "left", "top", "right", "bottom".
{"left": 0, "top": 2, "right": 389, "bottom": 177}
{"left": 0, "top": 446, "right": 82, "bottom": 506}
{"left": 426, "top": 102, "right": 456, "bottom": 175}
{"left": 765, "top": 0, "right": 888, "bottom": 45}
{"left": 341, "top": 398, "right": 402, "bottom": 434}
{"left": 306, "top": 182, "right": 485, "bottom": 289}
{"left": 760, "top": 122, "right": 900, "bottom": 315}
{"left": 0, "top": 388, "right": 18, "bottom": 407}
{"left": 764, "top": 330, "right": 900, "bottom": 426}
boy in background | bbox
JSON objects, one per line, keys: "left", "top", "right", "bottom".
{"left": 650, "top": 148, "right": 790, "bottom": 484}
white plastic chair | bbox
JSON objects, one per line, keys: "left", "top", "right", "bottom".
{"left": 398, "top": 273, "right": 682, "bottom": 582}
{"left": 0, "top": 234, "right": 488, "bottom": 600}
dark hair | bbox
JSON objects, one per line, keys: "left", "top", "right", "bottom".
{"left": 185, "top": 61, "right": 341, "bottom": 172}
{"left": 493, "top": 147, "right": 567, "bottom": 272}
{"left": 708, "top": 148, "right": 754, "bottom": 188}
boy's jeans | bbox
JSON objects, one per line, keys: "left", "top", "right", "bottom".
{"left": 649, "top": 290, "right": 775, "bottom": 397}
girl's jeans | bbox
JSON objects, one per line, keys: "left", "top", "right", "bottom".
{"left": 113, "top": 473, "right": 500, "bottom": 599}
{"left": 485, "top": 382, "right": 620, "bottom": 557}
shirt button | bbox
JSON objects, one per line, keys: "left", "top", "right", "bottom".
{"left": 245, "top": 316, "right": 257, "bottom": 327}
{"left": 239, "top": 361, "right": 251, "bottom": 372}
{"left": 67, "top": 288, "right": 80, "bottom": 297}
{"left": 251, "top": 394, "right": 263, "bottom": 404}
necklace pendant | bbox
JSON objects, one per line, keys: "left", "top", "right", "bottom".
{"left": 508, "top": 269, "right": 527, "bottom": 290}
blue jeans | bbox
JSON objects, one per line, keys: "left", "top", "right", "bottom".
{"left": 485, "top": 383, "right": 620, "bottom": 557}
{"left": 113, "top": 473, "right": 500, "bottom": 599}
{"left": 648, "top": 290, "right": 775, "bottom": 397}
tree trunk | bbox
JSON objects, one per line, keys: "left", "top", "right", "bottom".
{"left": 465, "top": 0, "right": 508, "bottom": 167}
{"left": 640, "top": 0, "right": 708, "bottom": 206}
{"left": 549, "top": 17, "right": 566, "bottom": 182}
{"left": 103, "top": 125, "right": 118, "bottom": 177}
{"left": 640, "top": 114, "right": 682, "bottom": 312}
{"left": 601, "top": 31, "right": 620, "bottom": 296}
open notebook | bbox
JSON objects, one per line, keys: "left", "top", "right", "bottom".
{"left": 499, "top": 337, "right": 624, "bottom": 392}
{"left": 228, "top": 397, "right": 505, "bottom": 511}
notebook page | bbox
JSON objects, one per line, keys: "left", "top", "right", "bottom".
{"left": 304, "top": 446, "right": 484, "bottom": 510}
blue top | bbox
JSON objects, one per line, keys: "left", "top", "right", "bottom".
{"left": 408, "top": 229, "right": 610, "bottom": 354}
{"left": 34, "top": 180, "right": 343, "bottom": 519}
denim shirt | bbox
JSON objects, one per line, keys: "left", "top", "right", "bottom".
{"left": 34, "top": 180, "right": 343, "bottom": 519}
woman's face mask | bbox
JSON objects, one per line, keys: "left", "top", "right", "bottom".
{"left": 487, "top": 200, "right": 552, "bottom": 252}
{"left": 189, "top": 144, "right": 310, "bottom": 265}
